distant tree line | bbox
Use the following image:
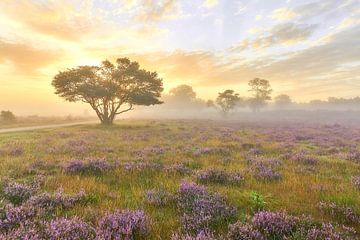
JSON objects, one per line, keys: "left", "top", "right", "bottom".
{"left": 51, "top": 56, "right": 360, "bottom": 124}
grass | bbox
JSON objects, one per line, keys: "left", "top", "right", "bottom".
{"left": 0, "top": 119, "right": 359, "bottom": 238}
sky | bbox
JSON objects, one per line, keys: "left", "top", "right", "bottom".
{"left": 0, "top": 0, "right": 359, "bottom": 115}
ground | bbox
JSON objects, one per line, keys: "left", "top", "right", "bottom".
{"left": 0, "top": 119, "right": 359, "bottom": 239}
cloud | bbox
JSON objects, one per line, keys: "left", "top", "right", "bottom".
{"left": 270, "top": 8, "right": 298, "bottom": 21}
{"left": 263, "top": 26, "right": 360, "bottom": 80}
{"left": 234, "top": 22, "right": 318, "bottom": 50}
{"left": 0, "top": 39, "right": 61, "bottom": 72}
{"left": 0, "top": 1, "right": 99, "bottom": 41}
{"left": 135, "top": 0, "right": 182, "bottom": 21}
{"left": 203, "top": 0, "right": 219, "bottom": 9}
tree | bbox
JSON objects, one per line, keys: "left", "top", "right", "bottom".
{"left": 215, "top": 90, "right": 241, "bottom": 116}
{"left": 248, "top": 78, "right": 272, "bottom": 112}
{"left": 0, "top": 110, "right": 16, "bottom": 122}
{"left": 275, "top": 94, "right": 292, "bottom": 108}
{"left": 169, "top": 85, "right": 196, "bottom": 102}
{"left": 52, "top": 58, "right": 164, "bottom": 125}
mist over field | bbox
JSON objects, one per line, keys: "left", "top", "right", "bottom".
{"left": 0, "top": 0, "right": 360, "bottom": 239}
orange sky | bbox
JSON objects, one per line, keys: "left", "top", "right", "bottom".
{"left": 0, "top": 0, "right": 359, "bottom": 115}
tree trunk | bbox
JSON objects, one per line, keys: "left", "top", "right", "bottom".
{"left": 100, "top": 114, "right": 114, "bottom": 125}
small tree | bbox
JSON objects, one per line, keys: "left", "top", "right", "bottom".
{"left": 0, "top": 110, "right": 16, "bottom": 123}
{"left": 275, "top": 94, "right": 292, "bottom": 108}
{"left": 52, "top": 58, "right": 164, "bottom": 125}
{"left": 248, "top": 78, "right": 272, "bottom": 112}
{"left": 215, "top": 90, "right": 241, "bottom": 116}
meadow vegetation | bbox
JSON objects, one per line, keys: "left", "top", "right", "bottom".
{"left": 0, "top": 119, "right": 359, "bottom": 239}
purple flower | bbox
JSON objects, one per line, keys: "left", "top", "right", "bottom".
{"left": 96, "top": 210, "right": 150, "bottom": 240}
{"left": 196, "top": 169, "right": 244, "bottom": 185}
{"left": 227, "top": 222, "right": 265, "bottom": 240}
{"left": 0, "top": 204, "right": 37, "bottom": 232}
{"left": 177, "top": 181, "right": 237, "bottom": 234}
{"left": 144, "top": 188, "right": 173, "bottom": 206}
{"left": 318, "top": 201, "right": 360, "bottom": 224}
{"left": 252, "top": 211, "right": 297, "bottom": 238}
{"left": 165, "top": 164, "right": 193, "bottom": 175}
{"left": 46, "top": 217, "right": 95, "bottom": 240}
{"left": 3, "top": 181, "right": 37, "bottom": 204}
{"left": 64, "top": 160, "right": 86, "bottom": 173}
{"left": 171, "top": 229, "right": 216, "bottom": 240}
{"left": 26, "top": 189, "right": 85, "bottom": 212}
{"left": 306, "top": 223, "right": 342, "bottom": 240}
{"left": 351, "top": 175, "right": 360, "bottom": 190}
{"left": 87, "top": 158, "right": 111, "bottom": 173}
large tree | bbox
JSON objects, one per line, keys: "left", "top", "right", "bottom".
{"left": 52, "top": 58, "right": 164, "bottom": 124}
{"left": 215, "top": 90, "right": 241, "bottom": 116}
{"left": 248, "top": 78, "right": 272, "bottom": 112}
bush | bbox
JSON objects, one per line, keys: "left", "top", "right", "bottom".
{"left": 227, "top": 222, "right": 265, "bottom": 240}
{"left": 46, "top": 217, "right": 95, "bottom": 240}
{"left": 251, "top": 211, "right": 297, "bottom": 238}
{"left": 144, "top": 188, "right": 173, "bottom": 206}
{"left": 96, "top": 210, "right": 150, "bottom": 240}
{"left": 196, "top": 169, "right": 244, "bottom": 185}
{"left": 177, "top": 181, "right": 237, "bottom": 234}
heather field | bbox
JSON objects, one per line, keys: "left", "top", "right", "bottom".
{"left": 0, "top": 120, "right": 359, "bottom": 239}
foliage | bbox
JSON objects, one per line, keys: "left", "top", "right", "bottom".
{"left": 274, "top": 94, "right": 292, "bottom": 108}
{"left": 0, "top": 110, "right": 16, "bottom": 123}
{"left": 247, "top": 78, "right": 272, "bottom": 112}
{"left": 250, "top": 191, "right": 266, "bottom": 212}
{"left": 215, "top": 90, "right": 241, "bottom": 116}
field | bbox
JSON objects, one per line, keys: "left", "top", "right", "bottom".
{"left": 0, "top": 119, "right": 359, "bottom": 239}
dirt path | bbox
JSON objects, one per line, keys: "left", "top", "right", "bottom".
{"left": 0, "top": 121, "right": 97, "bottom": 134}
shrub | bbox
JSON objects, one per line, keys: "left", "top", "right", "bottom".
{"left": 171, "top": 229, "right": 216, "bottom": 240}
{"left": 306, "top": 223, "right": 343, "bottom": 240}
{"left": 0, "top": 204, "right": 37, "bottom": 232}
{"left": 254, "top": 164, "right": 281, "bottom": 181}
{"left": 351, "top": 175, "right": 360, "bottom": 190}
{"left": 64, "top": 159, "right": 111, "bottom": 174}
{"left": 64, "top": 160, "right": 86, "bottom": 173}
{"left": 227, "top": 222, "right": 265, "bottom": 240}
{"left": 87, "top": 158, "right": 111, "bottom": 173}
{"left": 177, "top": 181, "right": 237, "bottom": 234}
{"left": 196, "top": 169, "right": 244, "bottom": 185}
{"left": 291, "top": 151, "right": 319, "bottom": 165}
{"left": 1, "top": 223, "right": 44, "bottom": 240}
{"left": 165, "top": 164, "right": 193, "bottom": 175}
{"left": 144, "top": 188, "right": 173, "bottom": 206}
{"left": 96, "top": 210, "right": 150, "bottom": 240}
{"left": 250, "top": 191, "right": 266, "bottom": 212}
{"left": 3, "top": 181, "right": 38, "bottom": 204}
{"left": 318, "top": 202, "right": 360, "bottom": 224}
{"left": 252, "top": 211, "right": 297, "bottom": 238}
{"left": 46, "top": 217, "right": 95, "bottom": 240}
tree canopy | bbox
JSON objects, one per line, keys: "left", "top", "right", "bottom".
{"left": 52, "top": 58, "right": 164, "bottom": 124}
{"left": 248, "top": 78, "right": 272, "bottom": 112}
{"left": 0, "top": 110, "right": 16, "bottom": 123}
{"left": 215, "top": 90, "right": 241, "bottom": 116}
{"left": 275, "top": 94, "right": 292, "bottom": 108}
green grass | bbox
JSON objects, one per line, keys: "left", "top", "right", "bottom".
{"left": 0, "top": 119, "right": 359, "bottom": 238}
